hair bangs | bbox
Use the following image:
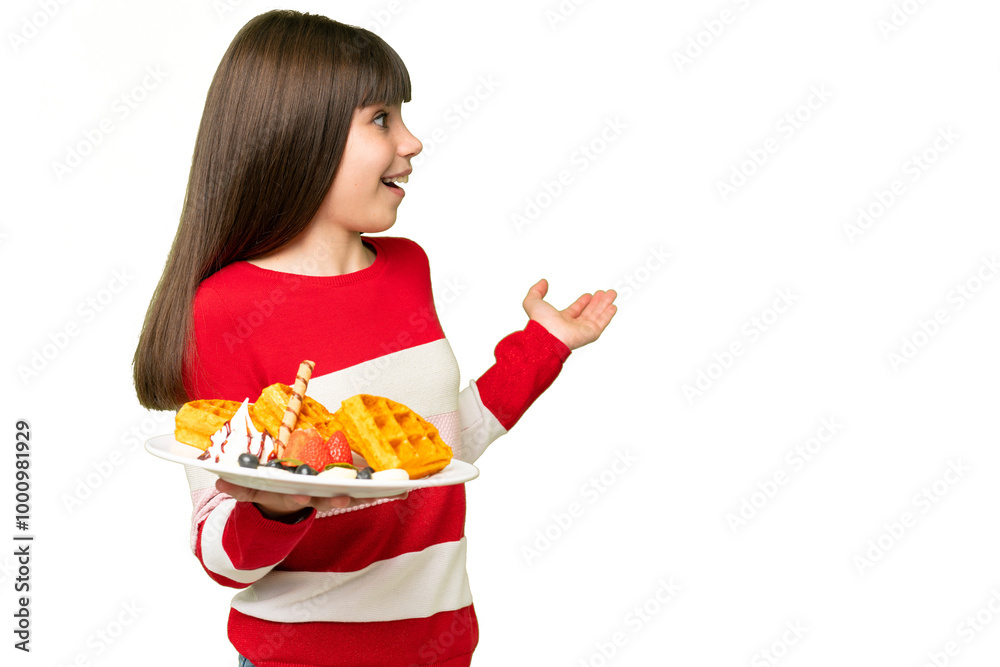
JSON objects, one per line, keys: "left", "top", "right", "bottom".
{"left": 351, "top": 32, "right": 412, "bottom": 108}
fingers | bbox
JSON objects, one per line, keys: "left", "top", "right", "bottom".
{"left": 213, "top": 478, "right": 408, "bottom": 517}
{"left": 569, "top": 290, "right": 618, "bottom": 346}
{"left": 215, "top": 478, "right": 259, "bottom": 502}
{"left": 216, "top": 478, "right": 328, "bottom": 515}
{"left": 587, "top": 290, "right": 618, "bottom": 328}
{"left": 562, "top": 292, "right": 593, "bottom": 319}
{"left": 594, "top": 302, "right": 618, "bottom": 330}
{"left": 313, "top": 495, "right": 352, "bottom": 512}
{"left": 584, "top": 288, "right": 617, "bottom": 313}
{"left": 569, "top": 289, "right": 617, "bottom": 321}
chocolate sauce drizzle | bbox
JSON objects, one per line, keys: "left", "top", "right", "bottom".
{"left": 196, "top": 416, "right": 275, "bottom": 463}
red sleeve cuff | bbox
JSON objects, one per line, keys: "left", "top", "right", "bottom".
{"left": 222, "top": 501, "right": 316, "bottom": 570}
{"left": 525, "top": 319, "right": 572, "bottom": 362}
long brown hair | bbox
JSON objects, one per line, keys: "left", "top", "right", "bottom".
{"left": 133, "top": 10, "right": 411, "bottom": 410}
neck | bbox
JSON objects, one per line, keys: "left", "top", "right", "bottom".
{"left": 248, "top": 225, "right": 375, "bottom": 277}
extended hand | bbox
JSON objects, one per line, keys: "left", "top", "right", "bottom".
{"left": 522, "top": 279, "right": 618, "bottom": 351}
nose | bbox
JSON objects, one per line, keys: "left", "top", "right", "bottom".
{"left": 397, "top": 122, "right": 422, "bottom": 159}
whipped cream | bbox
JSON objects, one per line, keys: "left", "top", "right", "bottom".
{"left": 202, "top": 398, "right": 276, "bottom": 464}
{"left": 371, "top": 468, "right": 409, "bottom": 481}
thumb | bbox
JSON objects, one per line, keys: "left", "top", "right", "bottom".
{"left": 523, "top": 278, "right": 548, "bottom": 314}
{"left": 525, "top": 278, "right": 548, "bottom": 301}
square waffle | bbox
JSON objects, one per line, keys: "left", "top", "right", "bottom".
{"left": 334, "top": 394, "right": 453, "bottom": 479}
{"left": 174, "top": 399, "right": 243, "bottom": 450}
{"left": 249, "top": 383, "right": 344, "bottom": 441}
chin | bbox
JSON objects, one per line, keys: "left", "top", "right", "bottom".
{"left": 360, "top": 214, "right": 398, "bottom": 235}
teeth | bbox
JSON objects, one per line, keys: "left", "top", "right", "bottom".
{"left": 383, "top": 175, "right": 409, "bottom": 184}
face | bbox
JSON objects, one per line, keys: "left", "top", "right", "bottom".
{"left": 317, "top": 102, "right": 422, "bottom": 234}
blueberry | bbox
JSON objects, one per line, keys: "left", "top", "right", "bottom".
{"left": 294, "top": 464, "right": 317, "bottom": 476}
{"left": 357, "top": 466, "right": 374, "bottom": 480}
{"left": 264, "top": 460, "right": 287, "bottom": 469}
{"left": 238, "top": 453, "right": 259, "bottom": 469}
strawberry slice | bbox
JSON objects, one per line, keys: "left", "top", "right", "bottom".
{"left": 283, "top": 428, "right": 334, "bottom": 471}
{"left": 325, "top": 431, "right": 353, "bottom": 465}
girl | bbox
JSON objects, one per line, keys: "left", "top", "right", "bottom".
{"left": 134, "top": 10, "right": 617, "bottom": 666}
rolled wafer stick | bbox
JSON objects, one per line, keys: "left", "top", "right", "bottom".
{"left": 276, "top": 360, "right": 315, "bottom": 456}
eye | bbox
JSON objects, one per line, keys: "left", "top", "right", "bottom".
{"left": 374, "top": 111, "right": 389, "bottom": 128}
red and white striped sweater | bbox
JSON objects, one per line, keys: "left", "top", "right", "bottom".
{"left": 182, "top": 236, "right": 570, "bottom": 666}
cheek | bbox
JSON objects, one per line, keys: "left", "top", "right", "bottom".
{"left": 348, "top": 134, "right": 390, "bottom": 173}
{"left": 335, "top": 129, "right": 394, "bottom": 202}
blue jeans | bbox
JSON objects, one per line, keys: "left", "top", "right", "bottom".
{"left": 238, "top": 656, "right": 255, "bottom": 667}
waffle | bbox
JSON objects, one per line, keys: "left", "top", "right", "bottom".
{"left": 249, "top": 383, "right": 343, "bottom": 441}
{"left": 334, "top": 394, "right": 452, "bottom": 479}
{"left": 174, "top": 399, "right": 243, "bottom": 450}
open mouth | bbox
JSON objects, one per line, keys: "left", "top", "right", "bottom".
{"left": 381, "top": 174, "right": 409, "bottom": 189}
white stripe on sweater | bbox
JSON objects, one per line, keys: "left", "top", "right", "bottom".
{"left": 200, "top": 498, "right": 278, "bottom": 584}
{"left": 308, "top": 338, "right": 461, "bottom": 419}
{"left": 230, "top": 537, "right": 472, "bottom": 623}
{"left": 306, "top": 338, "right": 507, "bottom": 463}
{"left": 455, "top": 380, "right": 506, "bottom": 463}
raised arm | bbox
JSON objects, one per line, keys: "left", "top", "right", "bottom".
{"left": 453, "top": 280, "right": 617, "bottom": 463}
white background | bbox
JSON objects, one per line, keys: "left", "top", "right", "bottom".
{"left": 3, "top": 0, "right": 1000, "bottom": 665}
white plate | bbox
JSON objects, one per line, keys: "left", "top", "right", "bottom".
{"left": 145, "top": 434, "right": 478, "bottom": 498}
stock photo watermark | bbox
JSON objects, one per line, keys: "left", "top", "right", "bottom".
{"left": 511, "top": 116, "right": 627, "bottom": 233}
{"left": 0, "top": 553, "right": 19, "bottom": 589}
{"left": 51, "top": 65, "right": 168, "bottom": 181}
{"left": 576, "top": 578, "right": 681, "bottom": 667}
{"left": 544, "top": 0, "right": 592, "bottom": 30}
{"left": 521, "top": 449, "right": 637, "bottom": 566}
{"left": 359, "top": 0, "right": 412, "bottom": 33}
{"left": 13, "top": 419, "right": 32, "bottom": 652}
{"left": 750, "top": 620, "right": 808, "bottom": 667}
{"left": 915, "top": 587, "right": 1000, "bottom": 667}
{"left": 843, "top": 125, "right": 959, "bottom": 245}
{"left": 611, "top": 245, "right": 671, "bottom": 302}
{"left": 852, "top": 459, "right": 970, "bottom": 575}
{"left": 54, "top": 600, "right": 144, "bottom": 666}
{"left": 726, "top": 417, "right": 844, "bottom": 534}
{"left": 886, "top": 254, "right": 997, "bottom": 372}
{"left": 672, "top": 0, "right": 757, "bottom": 73}
{"left": 212, "top": 0, "right": 247, "bottom": 20}
{"left": 414, "top": 612, "right": 475, "bottom": 665}
{"left": 716, "top": 85, "right": 833, "bottom": 202}
{"left": 8, "top": 0, "right": 71, "bottom": 53}
{"left": 682, "top": 288, "right": 798, "bottom": 405}
{"left": 343, "top": 277, "right": 468, "bottom": 396}
{"left": 61, "top": 411, "right": 174, "bottom": 513}
{"left": 17, "top": 268, "right": 135, "bottom": 385}
{"left": 877, "top": 0, "right": 933, "bottom": 40}
{"left": 412, "top": 75, "right": 501, "bottom": 168}
{"left": 220, "top": 283, "right": 297, "bottom": 353}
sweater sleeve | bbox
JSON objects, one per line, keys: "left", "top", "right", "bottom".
{"left": 185, "top": 466, "right": 316, "bottom": 589}
{"left": 454, "top": 319, "right": 571, "bottom": 463}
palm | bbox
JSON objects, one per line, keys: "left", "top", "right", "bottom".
{"left": 522, "top": 279, "right": 618, "bottom": 351}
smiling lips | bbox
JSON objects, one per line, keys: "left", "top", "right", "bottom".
{"left": 381, "top": 173, "right": 409, "bottom": 194}
{"left": 382, "top": 171, "right": 410, "bottom": 197}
